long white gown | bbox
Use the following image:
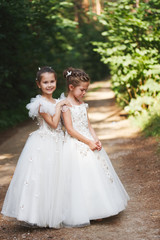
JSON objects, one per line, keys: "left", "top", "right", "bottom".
{"left": 62, "top": 103, "right": 130, "bottom": 227}
{"left": 1, "top": 95, "right": 64, "bottom": 228}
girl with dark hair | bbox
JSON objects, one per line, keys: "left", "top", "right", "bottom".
{"left": 1, "top": 66, "right": 69, "bottom": 228}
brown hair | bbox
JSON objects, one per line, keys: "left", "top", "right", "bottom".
{"left": 63, "top": 67, "right": 90, "bottom": 91}
{"left": 36, "top": 66, "right": 57, "bottom": 82}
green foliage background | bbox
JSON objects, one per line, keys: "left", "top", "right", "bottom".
{"left": 93, "top": 0, "right": 160, "bottom": 136}
{"left": 0, "top": 0, "right": 107, "bottom": 129}
{"left": 0, "top": 0, "right": 160, "bottom": 136}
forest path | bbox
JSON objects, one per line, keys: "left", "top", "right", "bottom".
{"left": 0, "top": 80, "right": 159, "bottom": 240}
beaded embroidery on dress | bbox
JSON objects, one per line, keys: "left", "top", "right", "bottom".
{"left": 62, "top": 102, "right": 130, "bottom": 227}
{"left": 1, "top": 95, "right": 64, "bottom": 228}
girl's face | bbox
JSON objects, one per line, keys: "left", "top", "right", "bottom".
{"left": 37, "top": 72, "right": 56, "bottom": 96}
{"left": 70, "top": 82, "right": 90, "bottom": 101}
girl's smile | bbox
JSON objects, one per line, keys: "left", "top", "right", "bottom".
{"left": 37, "top": 72, "right": 56, "bottom": 97}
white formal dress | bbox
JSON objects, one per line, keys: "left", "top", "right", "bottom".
{"left": 1, "top": 95, "right": 64, "bottom": 228}
{"left": 62, "top": 102, "right": 130, "bottom": 227}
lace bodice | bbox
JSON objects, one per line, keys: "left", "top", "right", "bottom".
{"left": 64, "top": 103, "right": 93, "bottom": 140}
{"left": 26, "top": 95, "right": 63, "bottom": 140}
{"left": 63, "top": 102, "right": 114, "bottom": 181}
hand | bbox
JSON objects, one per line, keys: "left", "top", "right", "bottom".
{"left": 57, "top": 99, "right": 71, "bottom": 109}
{"left": 95, "top": 140, "right": 102, "bottom": 151}
{"left": 88, "top": 140, "right": 98, "bottom": 151}
{"left": 63, "top": 99, "right": 72, "bottom": 107}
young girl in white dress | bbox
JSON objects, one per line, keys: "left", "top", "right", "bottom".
{"left": 1, "top": 66, "right": 69, "bottom": 228}
{"left": 61, "top": 67, "right": 130, "bottom": 227}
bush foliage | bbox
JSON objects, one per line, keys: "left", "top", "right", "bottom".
{"left": 93, "top": 0, "right": 160, "bottom": 136}
{"left": 0, "top": 0, "right": 107, "bottom": 129}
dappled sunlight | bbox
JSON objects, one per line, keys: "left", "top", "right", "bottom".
{"left": 92, "top": 119, "right": 139, "bottom": 141}
{"left": 0, "top": 164, "right": 15, "bottom": 186}
{"left": 98, "top": 131, "right": 138, "bottom": 141}
{"left": 85, "top": 80, "right": 139, "bottom": 146}
{"left": 86, "top": 81, "right": 139, "bottom": 142}
{"left": 89, "top": 105, "right": 116, "bottom": 113}
{"left": 0, "top": 153, "right": 15, "bottom": 161}
{"left": 86, "top": 90, "right": 115, "bottom": 101}
{"left": 0, "top": 154, "right": 17, "bottom": 185}
{"left": 88, "top": 108, "right": 121, "bottom": 122}
{"left": 0, "top": 80, "right": 158, "bottom": 239}
{"left": 86, "top": 81, "right": 115, "bottom": 101}
{"left": 0, "top": 0, "right": 159, "bottom": 237}
{"left": 88, "top": 112, "right": 108, "bottom": 122}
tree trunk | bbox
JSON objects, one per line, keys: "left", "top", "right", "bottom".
{"left": 136, "top": 0, "right": 139, "bottom": 8}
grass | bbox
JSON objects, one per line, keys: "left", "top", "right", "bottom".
{"left": 130, "top": 104, "right": 160, "bottom": 137}
{"left": 129, "top": 103, "right": 160, "bottom": 157}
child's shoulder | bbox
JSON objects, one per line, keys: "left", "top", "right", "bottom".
{"left": 83, "top": 102, "right": 89, "bottom": 108}
{"left": 79, "top": 101, "right": 89, "bottom": 109}
{"left": 76, "top": 101, "right": 88, "bottom": 108}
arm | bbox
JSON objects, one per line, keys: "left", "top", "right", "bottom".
{"left": 87, "top": 114, "right": 102, "bottom": 151}
{"left": 62, "top": 109, "right": 98, "bottom": 151}
{"left": 39, "top": 99, "right": 69, "bottom": 129}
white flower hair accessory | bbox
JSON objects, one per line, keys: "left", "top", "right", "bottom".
{"left": 66, "top": 71, "right": 72, "bottom": 77}
{"left": 38, "top": 67, "right": 41, "bottom": 70}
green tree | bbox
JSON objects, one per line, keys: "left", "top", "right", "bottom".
{"left": 0, "top": 0, "right": 78, "bottom": 128}
{"left": 0, "top": 0, "right": 107, "bottom": 129}
{"left": 93, "top": 0, "right": 160, "bottom": 135}
{"left": 93, "top": 0, "right": 160, "bottom": 109}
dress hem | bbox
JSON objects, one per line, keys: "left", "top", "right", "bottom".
{"left": 1, "top": 201, "right": 128, "bottom": 228}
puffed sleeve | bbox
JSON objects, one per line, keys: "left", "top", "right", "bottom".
{"left": 26, "top": 95, "right": 56, "bottom": 118}
{"left": 59, "top": 92, "right": 70, "bottom": 112}
{"left": 39, "top": 102, "right": 56, "bottom": 116}
{"left": 59, "top": 92, "right": 66, "bottom": 100}
{"left": 84, "top": 103, "right": 89, "bottom": 109}
{"left": 26, "top": 95, "right": 42, "bottom": 119}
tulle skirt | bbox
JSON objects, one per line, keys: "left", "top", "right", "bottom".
{"left": 62, "top": 136, "right": 130, "bottom": 227}
{"left": 1, "top": 130, "right": 64, "bottom": 228}
{"left": 1, "top": 130, "right": 129, "bottom": 228}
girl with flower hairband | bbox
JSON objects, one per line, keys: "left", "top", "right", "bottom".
{"left": 61, "top": 67, "right": 129, "bottom": 227}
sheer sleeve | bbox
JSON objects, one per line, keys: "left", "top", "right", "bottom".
{"left": 84, "top": 103, "right": 89, "bottom": 109}
{"left": 59, "top": 92, "right": 66, "bottom": 100}
{"left": 26, "top": 95, "right": 41, "bottom": 119}
{"left": 26, "top": 95, "right": 56, "bottom": 119}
